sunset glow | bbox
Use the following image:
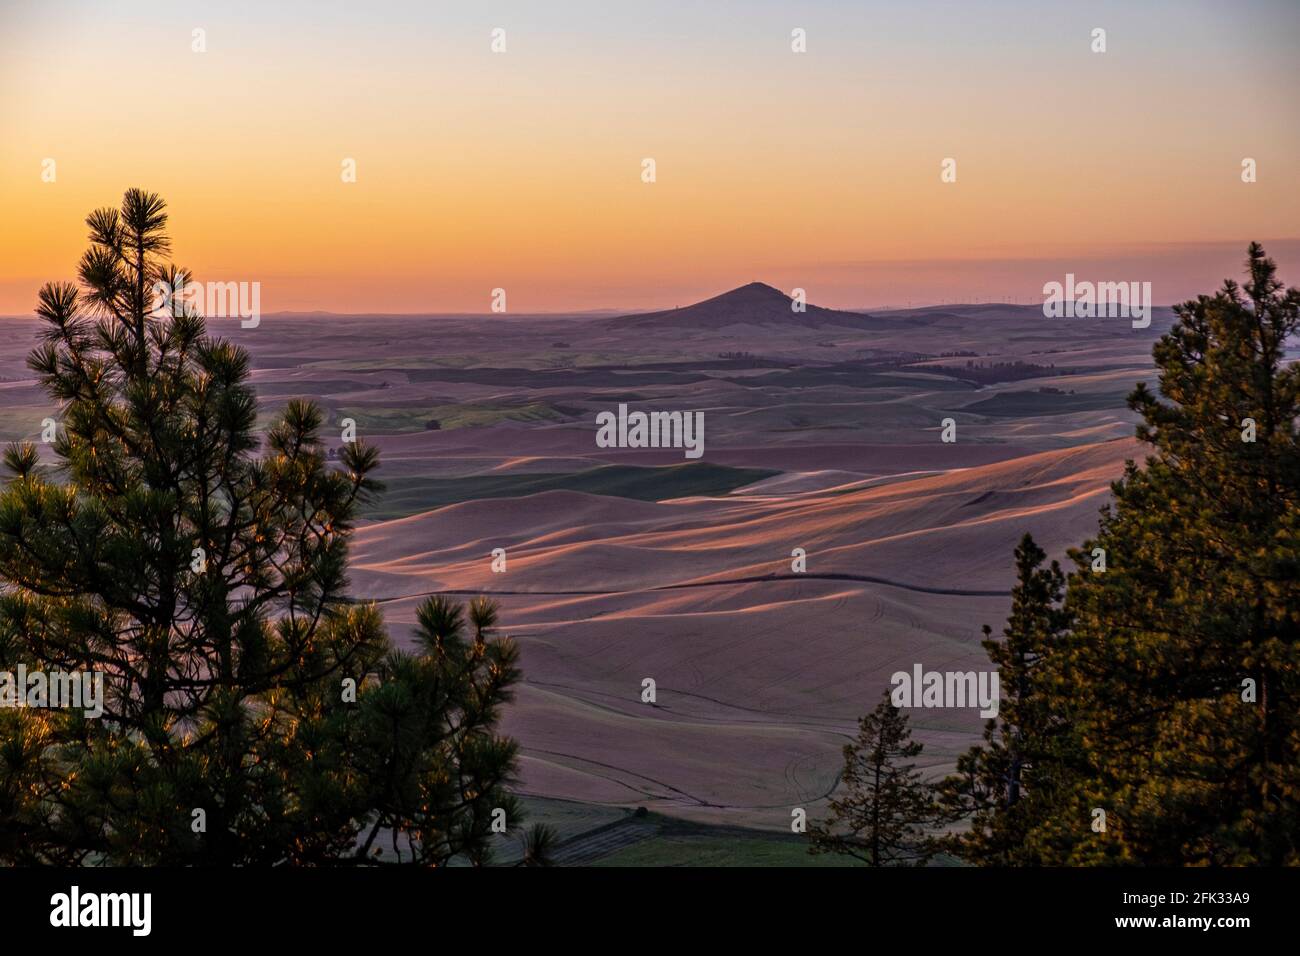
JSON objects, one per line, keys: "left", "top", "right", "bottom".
{"left": 3, "top": 0, "right": 1298, "bottom": 313}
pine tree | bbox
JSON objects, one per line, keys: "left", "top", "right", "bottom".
{"left": 0, "top": 189, "right": 540, "bottom": 865}
{"left": 810, "top": 691, "right": 937, "bottom": 866}
{"left": 1033, "top": 243, "right": 1300, "bottom": 865}
{"left": 937, "top": 533, "right": 1071, "bottom": 864}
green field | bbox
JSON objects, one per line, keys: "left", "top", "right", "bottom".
{"left": 360, "top": 462, "right": 779, "bottom": 519}
{"left": 961, "top": 389, "right": 1127, "bottom": 417}
{"left": 478, "top": 800, "right": 857, "bottom": 867}
{"left": 0, "top": 406, "right": 48, "bottom": 443}
{"left": 587, "top": 814, "right": 962, "bottom": 867}
{"left": 335, "top": 401, "right": 570, "bottom": 432}
{"left": 592, "top": 826, "right": 863, "bottom": 867}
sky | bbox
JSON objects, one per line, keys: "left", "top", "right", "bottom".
{"left": 2, "top": 0, "right": 1298, "bottom": 314}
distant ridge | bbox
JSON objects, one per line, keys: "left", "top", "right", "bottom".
{"left": 604, "top": 282, "right": 889, "bottom": 330}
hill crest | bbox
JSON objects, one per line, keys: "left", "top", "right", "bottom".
{"left": 605, "top": 282, "right": 882, "bottom": 330}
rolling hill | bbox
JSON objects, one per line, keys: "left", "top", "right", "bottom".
{"left": 604, "top": 282, "right": 893, "bottom": 331}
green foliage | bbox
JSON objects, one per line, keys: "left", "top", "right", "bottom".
{"left": 809, "top": 692, "right": 938, "bottom": 866}
{"left": 1039, "top": 243, "right": 1300, "bottom": 865}
{"left": 937, "top": 533, "right": 1071, "bottom": 864}
{"left": 0, "top": 190, "right": 537, "bottom": 866}
{"left": 951, "top": 245, "right": 1300, "bottom": 865}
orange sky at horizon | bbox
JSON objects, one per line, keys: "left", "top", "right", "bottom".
{"left": 3, "top": 0, "right": 1298, "bottom": 314}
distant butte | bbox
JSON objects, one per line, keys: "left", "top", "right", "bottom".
{"left": 604, "top": 282, "right": 887, "bottom": 330}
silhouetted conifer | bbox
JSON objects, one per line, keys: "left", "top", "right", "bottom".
{"left": 0, "top": 190, "right": 543, "bottom": 865}
{"left": 937, "top": 533, "right": 1070, "bottom": 864}
{"left": 810, "top": 691, "right": 938, "bottom": 865}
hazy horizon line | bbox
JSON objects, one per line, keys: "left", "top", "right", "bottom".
{"left": 0, "top": 301, "right": 1188, "bottom": 322}
{"left": 4, "top": 237, "right": 1296, "bottom": 318}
